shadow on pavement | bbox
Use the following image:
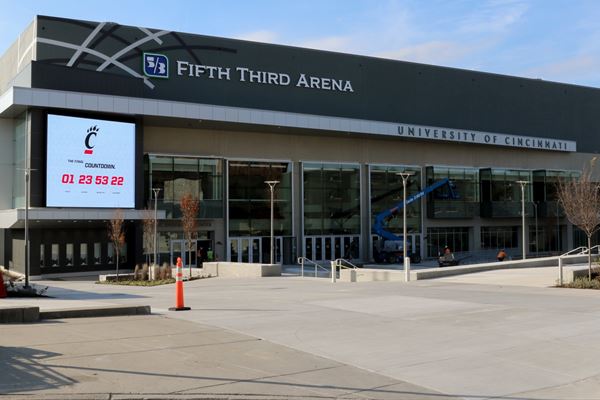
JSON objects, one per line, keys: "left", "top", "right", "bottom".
{"left": 44, "top": 285, "right": 147, "bottom": 300}
{"left": 0, "top": 346, "right": 77, "bottom": 393}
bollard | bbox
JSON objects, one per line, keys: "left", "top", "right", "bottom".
{"left": 331, "top": 260, "right": 336, "bottom": 283}
{"left": 558, "top": 257, "right": 563, "bottom": 286}
{"left": 169, "top": 257, "right": 190, "bottom": 311}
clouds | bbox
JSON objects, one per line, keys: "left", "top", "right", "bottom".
{"left": 522, "top": 55, "right": 600, "bottom": 84}
{"left": 224, "top": 1, "right": 600, "bottom": 87}
{"left": 232, "top": 30, "right": 279, "bottom": 44}
{"left": 457, "top": 0, "right": 530, "bottom": 34}
{"left": 377, "top": 41, "right": 477, "bottom": 65}
{"left": 275, "top": 0, "right": 531, "bottom": 69}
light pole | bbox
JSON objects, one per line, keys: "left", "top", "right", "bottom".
{"left": 265, "top": 180, "right": 279, "bottom": 264}
{"left": 532, "top": 201, "right": 538, "bottom": 256}
{"left": 152, "top": 188, "right": 161, "bottom": 266}
{"left": 397, "top": 172, "right": 414, "bottom": 282}
{"left": 24, "top": 169, "right": 30, "bottom": 288}
{"left": 516, "top": 180, "right": 529, "bottom": 260}
{"left": 17, "top": 167, "right": 36, "bottom": 288}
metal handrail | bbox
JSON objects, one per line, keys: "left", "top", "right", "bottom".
{"left": 334, "top": 258, "right": 359, "bottom": 269}
{"left": 330, "top": 258, "right": 359, "bottom": 283}
{"left": 558, "top": 245, "right": 600, "bottom": 286}
{"left": 583, "top": 245, "right": 600, "bottom": 254}
{"left": 561, "top": 246, "right": 588, "bottom": 257}
{"left": 297, "top": 257, "right": 330, "bottom": 278}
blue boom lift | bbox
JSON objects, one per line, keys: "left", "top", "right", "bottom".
{"left": 372, "top": 178, "right": 458, "bottom": 264}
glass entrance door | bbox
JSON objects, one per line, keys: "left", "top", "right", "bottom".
{"left": 170, "top": 239, "right": 198, "bottom": 267}
{"left": 228, "top": 236, "right": 283, "bottom": 263}
{"left": 304, "top": 235, "right": 360, "bottom": 261}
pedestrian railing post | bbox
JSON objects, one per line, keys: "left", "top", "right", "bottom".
{"left": 331, "top": 260, "right": 336, "bottom": 283}
{"left": 558, "top": 256, "right": 563, "bottom": 286}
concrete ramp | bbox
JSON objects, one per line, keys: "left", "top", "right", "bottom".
{"left": 340, "top": 254, "right": 597, "bottom": 282}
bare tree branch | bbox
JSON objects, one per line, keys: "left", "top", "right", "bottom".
{"left": 180, "top": 193, "right": 200, "bottom": 277}
{"left": 141, "top": 208, "right": 155, "bottom": 265}
{"left": 107, "top": 209, "right": 126, "bottom": 279}
{"left": 558, "top": 158, "right": 600, "bottom": 279}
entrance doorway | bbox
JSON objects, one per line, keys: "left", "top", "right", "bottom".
{"left": 228, "top": 236, "right": 283, "bottom": 263}
{"left": 303, "top": 235, "right": 360, "bottom": 261}
{"left": 170, "top": 239, "right": 213, "bottom": 267}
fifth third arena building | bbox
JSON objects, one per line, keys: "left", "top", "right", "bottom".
{"left": 0, "top": 16, "right": 597, "bottom": 277}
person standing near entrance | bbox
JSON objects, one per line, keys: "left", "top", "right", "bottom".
{"left": 198, "top": 247, "right": 205, "bottom": 267}
{"left": 497, "top": 249, "right": 507, "bottom": 261}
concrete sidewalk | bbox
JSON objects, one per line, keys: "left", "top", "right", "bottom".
{"left": 3, "top": 272, "right": 600, "bottom": 399}
{"left": 0, "top": 314, "right": 452, "bottom": 400}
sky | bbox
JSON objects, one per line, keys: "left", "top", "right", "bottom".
{"left": 1, "top": 0, "right": 600, "bottom": 88}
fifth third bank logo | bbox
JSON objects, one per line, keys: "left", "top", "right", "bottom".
{"left": 143, "top": 53, "right": 169, "bottom": 78}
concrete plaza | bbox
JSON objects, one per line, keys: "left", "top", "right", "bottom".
{"left": 2, "top": 267, "right": 600, "bottom": 399}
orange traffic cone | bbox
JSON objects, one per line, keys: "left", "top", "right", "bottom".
{"left": 169, "top": 257, "right": 190, "bottom": 311}
{"left": 0, "top": 270, "right": 7, "bottom": 298}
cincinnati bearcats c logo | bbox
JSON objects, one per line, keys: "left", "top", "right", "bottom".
{"left": 84, "top": 126, "right": 99, "bottom": 155}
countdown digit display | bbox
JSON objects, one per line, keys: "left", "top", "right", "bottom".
{"left": 46, "top": 115, "right": 135, "bottom": 208}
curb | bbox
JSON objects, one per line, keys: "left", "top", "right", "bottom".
{"left": 0, "top": 305, "right": 151, "bottom": 323}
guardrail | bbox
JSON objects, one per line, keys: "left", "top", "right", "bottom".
{"left": 297, "top": 257, "right": 330, "bottom": 278}
{"left": 296, "top": 257, "right": 359, "bottom": 282}
{"left": 583, "top": 245, "right": 600, "bottom": 254}
{"left": 558, "top": 246, "right": 600, "bottom": 285}
{"left": 331, "top": 258, "right": 358, "bottom": 283}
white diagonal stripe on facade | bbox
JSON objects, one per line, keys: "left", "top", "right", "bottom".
{"left": 96, "top": 30, "right": 170, "bottom": 72}
{"left": 66, "top": 22, "right": 107, "bottom": 67}
{"left": 139, "top": 27, "right": 163, "bottom": 44}
{"left": 37, "top": 37, "right": 155, "bottom": 89}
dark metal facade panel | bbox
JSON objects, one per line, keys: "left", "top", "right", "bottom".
{"left": 26, "top": 15, "right": 600, "bottom": 151}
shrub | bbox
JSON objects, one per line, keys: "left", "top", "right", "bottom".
{"left": 562, "top": 277, "right": 600, "bottom": 290}
{"left": 97, "top": 278, "right": 175, "bottom": 286}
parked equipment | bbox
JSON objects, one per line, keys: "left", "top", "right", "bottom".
{"left": 438, "top": 252, "right": 460, "bottom": 267}
{"left": 373, "top": 178, "right": 458, "bottom": 264}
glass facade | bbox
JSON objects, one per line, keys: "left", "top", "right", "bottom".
{"left": 370, "top": 165, "right": 421, "bottom": 234}
{"left": 531, "top": 225, "right": 564, "bottom": 253}
{"left": 480, "top": 169, "right": 532, "bottom": 218}
{"left": 427, "top": 227, "right": 469, "bottom": 257}
{"left": 142, "top": 154, "right": 590, "bottom": 264}
{"left": 426, "top": 166, "right": 479, "bottom": 218}
{"left": 303, "top": 163, "right": 360, "bottom": 235}
{"left": 481, "top": 226, "right": 519, "bottom": 249}
{"left": 147, "top": 155, "right": 224, "bottom": 218}
{"left": 532, "top": 170, "right": 579, "bottom": 218}
{"left": 572, "top": 227, "right": 599, "bottom": 250}
{"left": 228, "top": 160, "right": 292, "bottom": 237}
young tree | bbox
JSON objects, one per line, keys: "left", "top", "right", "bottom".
{"left": 108, "top": 209, "right": 126, "bottom": 279}
{"left": 180, "top": 193, "right": 200, "bottom": 278}
{"left": 141, "top": 208, "right": 155, "bottom": 265}
{"left": 557, "top": 158, "right": 600, "bottom": 280}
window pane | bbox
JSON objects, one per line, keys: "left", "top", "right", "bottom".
{"left": 228, "top": 160, "right": 292, "bottom": 236}
{"left": 80, "top": 243, "right": 88, "bottom": 266}
{"left": 304, "top": 163, "right": 360, "bottom": 235}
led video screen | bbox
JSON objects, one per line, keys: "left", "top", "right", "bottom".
{"left": 46, "top": 114, "right": 135, "bottom": 208}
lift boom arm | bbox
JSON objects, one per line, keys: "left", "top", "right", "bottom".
{"left": 373, "top": 178, "right": 455, "bottom": 242}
